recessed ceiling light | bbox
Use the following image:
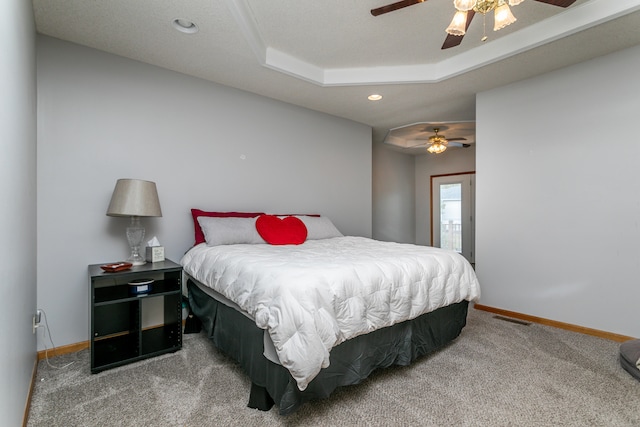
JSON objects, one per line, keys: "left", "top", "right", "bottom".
{"left": 368, "top": 94, "right": 383, "bottom": 101}
{"left": 172, "top": 18, "right": 199, "bottom": 34}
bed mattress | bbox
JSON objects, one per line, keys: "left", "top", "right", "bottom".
{"left": 181, "top": 236, "right": 480, "bottom": 390}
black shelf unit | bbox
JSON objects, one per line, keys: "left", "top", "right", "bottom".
{"left": 88, "top": 259, "right": 182, "bottom": 373}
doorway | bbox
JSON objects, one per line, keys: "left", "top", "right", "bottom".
{"left": 431, "top": 172, "right": 475, "bottom": 264}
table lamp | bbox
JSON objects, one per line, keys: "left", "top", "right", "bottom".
{"left": 106, "top": 179, "right": 162, "bottom": 265}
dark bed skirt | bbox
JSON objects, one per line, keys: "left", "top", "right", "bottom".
{"left": 187, "top": 279, "right": 469, "bottom": 415}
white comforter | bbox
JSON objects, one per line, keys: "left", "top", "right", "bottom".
{"left": 180, "top": 236, "right": 481, "bottom": 391}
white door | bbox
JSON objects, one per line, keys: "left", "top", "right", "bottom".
{"left": 431, "top": 173, "right": 475, "bottom": 264}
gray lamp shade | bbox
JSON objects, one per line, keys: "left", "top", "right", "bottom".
{"left": 106, "top": 179, "right": 162, "bottom": 217}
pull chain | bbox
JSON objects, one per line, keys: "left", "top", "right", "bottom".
{"left": 481, "top": 13, "right": 488, "bottom": 42}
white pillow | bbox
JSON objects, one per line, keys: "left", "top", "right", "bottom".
{"left": 295, "top": 216, "right": 343, "bottom": 240}
{"left": 197, "top": 216, "right": 265, "bottom": 246}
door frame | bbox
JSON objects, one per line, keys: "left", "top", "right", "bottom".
{"left": 430, "top": 171, "right": 475, "bottom": 259}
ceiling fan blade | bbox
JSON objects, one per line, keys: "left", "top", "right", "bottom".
{"left": 441, "top": 10, "right": 475, "bottom": 50}
{"left": 442, "top": 34, "right": 463, "bottom": 50}
{"left": 404, "top": 140, "right": 470, "bottom": 150}
{"left": 533, "top": 0, "right": 577, "bottom": 7}
{"left": 371, "top": 0, "right": 426, "bottom": 17}
{"left": 404, "top": 141, "right": 429, "bottom": 149}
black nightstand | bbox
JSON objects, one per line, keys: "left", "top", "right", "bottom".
{"left": 88, "top": 259, "right": 182, "bottom": 373}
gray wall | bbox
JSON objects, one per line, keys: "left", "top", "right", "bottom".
{"left": 415, "top": 146, "right": 476, "bottom": 246}
{"left": 476, "top": 44, "right": 640, "bottom": 338}
{"left": 372, "top": 142, "right": 415, "bottom": 243}
{"left": 372, "top": 141, "right": 476, "bottom": 246}
{"left": 1, "top": 0, "right": 37, "bottom": 425}
{"left": 36, "top": 36, "right": 372, "bottom": 350}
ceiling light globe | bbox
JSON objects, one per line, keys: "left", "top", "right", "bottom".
{"left": 494, "top": 3, "right": 517, "bottom": 31}
{"left": 453, "top": 0, "right": 476, "bottom": 11}
{"left": 446, "top": 10, "right": 468, "bottom": 36}
{"left": 509, "top": 0, "right": 525, "bottom": 5}
{"left": 427, "top": 143, "right": 447, "bottom": 154}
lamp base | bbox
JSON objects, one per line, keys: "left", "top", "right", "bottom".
{"left": 126, "top": 216, "right": 146, "bottom": 266}
{"left": 127, "top": 254, "right": 147, "bottom": 266}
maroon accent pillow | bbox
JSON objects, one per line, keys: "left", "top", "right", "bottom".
{"left": 255, "top": 215, "right": 308, "bottom": 245}
{"left": 191, "top": 209, "right": 264, "bottom": 245}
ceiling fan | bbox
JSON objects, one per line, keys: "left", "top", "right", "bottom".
{"left": 405, "top": 127, "right": 470, "bottom": 154}
{"left": 371, "top": 0, "right": 578, "bottom": 49}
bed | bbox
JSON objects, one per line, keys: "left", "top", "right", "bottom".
{"left": 180, "top": 211, "right": 481, "bottom": 415}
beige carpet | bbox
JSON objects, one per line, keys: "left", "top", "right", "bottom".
{"left": 27, "top": 308, "right": 639, "bottom": 426}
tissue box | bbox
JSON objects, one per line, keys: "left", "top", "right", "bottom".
{"left": 145, "top": 246, "right": 165, "bottom": 263}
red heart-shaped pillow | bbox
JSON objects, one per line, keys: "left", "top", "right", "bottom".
{"left": 256, "top": 215, "right": 307, "bottom": 245}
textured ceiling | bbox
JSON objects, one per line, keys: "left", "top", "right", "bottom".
{"left": 33, "top": 0, "right": 640, "bottom": 154}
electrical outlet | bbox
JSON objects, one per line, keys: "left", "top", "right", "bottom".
{"left": 32, "top": 309, "right": 42, "bottom": 334}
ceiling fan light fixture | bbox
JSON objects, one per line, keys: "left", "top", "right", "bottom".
{"left": 427, "top": 143, "right": 448, "bottom": 154}
{"left": 446, "top": 10, "right": 468, "bottom": 36}
{"left": 473, "top": 0, "right": 498, "bottom": 14}
{"left": 494, "top": 2, "right": 517, "bottom": 31}
{"left": 453, "top": 0, "right": 476, "bottom": 12}
{"left": 427, "top": 128, "right": 449, "bottom": 154}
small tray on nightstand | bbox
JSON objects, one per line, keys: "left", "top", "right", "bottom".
{"left": 100, "top": 262, "right": 133, "bottom": 273}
